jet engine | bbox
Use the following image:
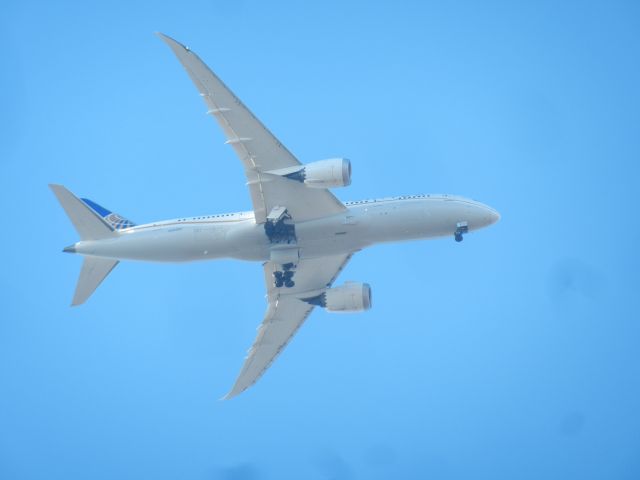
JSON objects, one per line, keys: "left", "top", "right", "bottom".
{"left": 282, "top": 158, "right": 351, "bottom": 188}
{"left": 304, "top": 282, "right": 372, "bottom": 312}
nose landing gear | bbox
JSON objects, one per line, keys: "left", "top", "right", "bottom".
{"left": 454, "top": 221, "right": 468, "bottom": 242}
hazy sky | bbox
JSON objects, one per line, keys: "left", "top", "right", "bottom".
{"left": 1, "top": 1, "right": 639, "bottom": 479}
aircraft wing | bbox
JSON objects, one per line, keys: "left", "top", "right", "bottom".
{"left": 225, "top": 253, "right": 353, "bottom": 399}
{"left": 157, "top": 33, "right": 346, "bottom": 223}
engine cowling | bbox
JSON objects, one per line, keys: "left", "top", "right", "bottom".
{"left": 304, "top": 158, "right": 351, "bottom": 188}
{"left": 322, "top": 282, "right": 372, "bottom": 312}
{"left": 283, "top": 158, "right": 351, "bottom": 188}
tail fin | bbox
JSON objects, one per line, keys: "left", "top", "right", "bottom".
{"left": 49, "top": 184, "right": 117, "bottom": 240}
{"left": 72, "top": 257, "right": 119, "bottom": 306}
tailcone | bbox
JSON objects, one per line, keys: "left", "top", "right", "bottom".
{"left": 63, "top": 244, "right": 77, "bottom": 254}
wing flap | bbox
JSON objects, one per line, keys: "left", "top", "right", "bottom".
{"left": 254, "top": 175, "right": 346, "bottom": 224}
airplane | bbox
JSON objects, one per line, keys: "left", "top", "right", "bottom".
{"left": 50, "top": 33, "right": 500, "bottom": 399}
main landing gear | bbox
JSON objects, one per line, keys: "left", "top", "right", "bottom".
{"left": 454, "top": 221, "right": 468, "bottom": 242}
{"left": 266, "top": 207, "right": 298, "bottom": 288}
{"left": 265, "top": 206, "right": 296, "bottom": 244}
{"left": 273, "top": 262, "right": 296, "bottom": 288}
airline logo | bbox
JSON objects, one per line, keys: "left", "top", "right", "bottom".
{"left": 81, "top": 198, "right": 136, "bottom": 230}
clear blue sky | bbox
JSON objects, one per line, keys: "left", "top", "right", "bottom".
{"left": 1, "top": 1, "right": 639, "bottom": 479}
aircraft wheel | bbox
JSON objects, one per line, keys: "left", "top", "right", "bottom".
{"left": 455, "top": 233, "right": 463, "bottom": 242}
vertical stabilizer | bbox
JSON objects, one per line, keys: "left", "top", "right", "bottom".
{"left": 49, "top": 184, "right": 116, "bottom": 240}
{"left": 72, "top": 257, "right": 119, "bottom": 306}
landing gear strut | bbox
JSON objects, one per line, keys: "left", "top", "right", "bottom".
{"left": 454, "top": 221, "right": 468, "bottom": 243}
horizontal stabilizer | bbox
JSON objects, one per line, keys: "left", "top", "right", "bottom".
{"left": 72, "top": 257, "right": 119, "bottom": 306}
{"left": 49, "top": 184, "right": 116, "bottom": 241}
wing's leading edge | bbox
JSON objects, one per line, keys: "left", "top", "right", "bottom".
{"left": 156, "top": 33, "right": 346, "bottom": 223}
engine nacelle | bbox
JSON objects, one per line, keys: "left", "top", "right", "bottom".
{"left": 304, "top": 158, "right": 351, "bottom": 188}
{"left": 321, "top": 282, "right": 372, "bottom": 312}
{"left": 280, "top": 158, "right": 351, "bottom": 188}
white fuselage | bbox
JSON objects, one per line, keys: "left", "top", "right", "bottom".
{"left": 71, "top": 195, "right": 500, "bottom": 262}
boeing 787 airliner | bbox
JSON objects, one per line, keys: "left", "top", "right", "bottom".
{"left": 51, "top": 33, "right": 500, "bottom": 398}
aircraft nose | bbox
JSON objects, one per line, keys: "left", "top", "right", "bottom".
{"left": 474, "top": 203, "right": 500, "bottom": 228}
{"left": 485, "top": 206, "right": 500, "bottom": 225}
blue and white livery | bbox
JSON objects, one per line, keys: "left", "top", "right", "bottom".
{"left": 51, "top": 34, "right": 499, "bottom": 399}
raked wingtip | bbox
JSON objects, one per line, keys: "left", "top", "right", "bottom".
{"left": 155, "top": 32, "right": 187, "bottom": 50}
{"left": 220, "top": 385, "right": 245, "bottom": 401}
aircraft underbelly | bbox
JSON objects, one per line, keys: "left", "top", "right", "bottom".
{"left": 74, "top": 198, "right": 494, "bottom": 263}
